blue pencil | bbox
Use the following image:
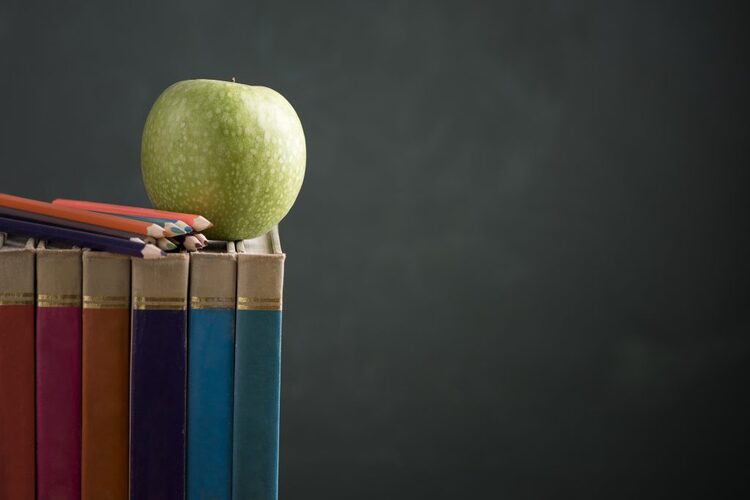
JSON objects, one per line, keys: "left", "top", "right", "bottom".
{"left": 0, "top": 216, "right": 165, "bottom": 259}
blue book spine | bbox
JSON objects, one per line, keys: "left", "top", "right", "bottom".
{"left": 233, "top": 311, "right": 282, "bottom": 500}
{"left": 187, "top": 309, "right": 235, "bottom": 499}
{"left": 186, "top": 250, "right": 237, "bottom": 500}
{"left": 233, "top": 249, "right": 285, "bottom": 500}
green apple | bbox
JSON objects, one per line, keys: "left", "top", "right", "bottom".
{"left": 141, "top": 79, "right": 306, "bottom": 240}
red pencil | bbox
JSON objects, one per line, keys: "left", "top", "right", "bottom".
{"left": 52, "top": 199, "right": 212, "bottom": 232}
{"left": 0, "top": 193, "right": 173, "bottom": 238}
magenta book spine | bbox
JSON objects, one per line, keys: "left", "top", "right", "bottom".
{"left": 36, "top": 246, "right": 83, "bottom": 499}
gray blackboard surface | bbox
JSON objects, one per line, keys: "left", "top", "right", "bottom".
{"left": 1, "top": 0, "right": 747, "bottom": 498}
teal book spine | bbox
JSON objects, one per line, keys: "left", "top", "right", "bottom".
{"left": 232, "top": 231, "right": 285, "bottom": 500}
{"left": 187, "top": 250, "right": 237, "bottom": 500}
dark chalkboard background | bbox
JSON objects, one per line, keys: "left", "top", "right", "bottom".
{"left": 1, "top": 0, "right": 747, "bottom": 497}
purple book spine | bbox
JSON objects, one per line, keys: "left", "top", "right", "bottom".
{"left": 129, "top": 255, "right": 189, "bottom": 500}
{"left": 130, "top": 310, "right": 186, "bottom": 499}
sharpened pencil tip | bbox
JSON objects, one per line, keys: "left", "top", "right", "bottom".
{"left": 183, "top": 235, "right": 202, "bottom": 251}
{"left": 165, "top": 223, "right": 186, "bottom": 235}
{"left": 146, "top": 224, "right": 167, "bottom": 238}
{"left": 141, "top": 244, "right": 165, "bottom": 259}
{"left": 157, "top": 238, "right": 177, "bottom": 251}
{"left": 192, "top": 216, "right": 212, "bottom": 231}
{"left": 174, "top": 220, "right": 193, "bottom": 233}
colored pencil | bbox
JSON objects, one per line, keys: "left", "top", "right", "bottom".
{"left": 133, "top": 237, "right": 177, "bottom": 252}
{"left": 0, "top": 194, "right": 172, "bottom": 238}
{"left": 0, "top": 205, "right": 155, "bottom": 240}
{"left": 173, "top": 221, "right": 193, "bottom": 232}
{"left": 101, "top": 213, "right": 194, "bottom": 233}
{"left": 164, "top": 222, "right": 186, "bottom": 235}
{"left": 182, "top": 236, "right": 204, "bottom": 252}
{"left": 52, "top": 199, "right": 212, "bottom": 232}
{"left": 193, "top": 233, "right": 208, "bottom": 245}
{"left": 0, "top": 216, "right": 165, "bottom": 259}
{"left": 156, "top": 238, "right": 178, "bottom": 251}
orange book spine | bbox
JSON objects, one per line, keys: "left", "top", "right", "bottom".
{"left": 81, "top": 251, "right": 131, "bottom": 499}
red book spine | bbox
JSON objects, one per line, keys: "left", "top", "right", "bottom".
{"left": 36, "top": 247, "right": 82, "bottom": 499}
{"left": 0, "top": 241, "right": 36, "bottom": 499}
{"left": 0, "top": 306, "right": 36, "bottom": 499}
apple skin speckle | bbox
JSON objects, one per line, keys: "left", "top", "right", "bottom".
{"left": 141, "top": 79, "right": 306, "bottom": 240}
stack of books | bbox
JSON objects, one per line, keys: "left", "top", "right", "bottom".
{"left": 0, "top": 197, "right": 285, "bottom": 500}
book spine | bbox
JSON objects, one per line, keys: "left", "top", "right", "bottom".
{"left": 130, "top": 254, "right": 189, "bottom": 500}
{"left": 0, "top": 244, "right": 36, "bottom": 499}
{"left": 187, "top": 253, "right": 237, "bottom": 500}
{"left": 233, "top": 253, "right": 285, "bottom": 500}
{"left": 82, "top": 251, "right": 131, "bottom": 500}
{"left": 36, "top": 247, "right": 83, "bottom": 499}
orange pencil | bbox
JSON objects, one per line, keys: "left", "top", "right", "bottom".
{"left": 0, "top": 193, "right": 172, "bottom": 238}
{"left": 52, "top": 199, "right": 213, "bottom": 232}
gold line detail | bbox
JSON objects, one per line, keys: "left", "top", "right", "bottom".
{"left": 132, "top": 296, "right": 186, "bottom": 303}
{"left": 83, "top": 295, "right": 129, "bottom": 302}
{"left": 38, "top": 301, "right": 81, "bottom": 308}
{"left": 0, "top": 292, "right": 34, "bottom": 298}
{"left": 237, "top": 297, "right": 281, "bottom": 304}
{"left": 37, "top": 294, "right": 81, "bottom": 301}
{"left": 190, "top": 297, "right": 235, "bottom": 309}
{"left": 83, "top": 295, "right": 129, "bottom": 309}
{"left": 237, "top": 304, "right": 282, "bottom": 311}
{"left": 132, "top": 296, "right": 186, "bottom": 310}
{"left": 133, "top": 304, "right": 187, "bottom": 311}
{"left": 237, "top": 296, "right": 282, "bottom": 311}
{"left": 0, "top": 300, "right": 34, "bottom": 306}
{"left": 83, "top": 302, "right": 129, "bottom": 310}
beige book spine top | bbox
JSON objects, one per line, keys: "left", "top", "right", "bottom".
{"left": 36, "top": 242, "right": 82, "bottom": 308}
{"left": 83, "top": 251, "right": 131, "bottom": 309}
{"left": 237, "top": 227, "right": 285, "bottom": 312}
{"left": 0, "top": 237, "right": 35, "bottom": 306}
{"left": 131, "top": 253, "right": 189, "bottom": 310}
{"left": 190, "top": 250, "right": 237, "bottom": 310}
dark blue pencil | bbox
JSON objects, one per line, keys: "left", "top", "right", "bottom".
{"left": 0, "top": 205, "right": 147, "bottom": 239}
{"left": 0, "top": 216, "right": 164, "bottom": 259}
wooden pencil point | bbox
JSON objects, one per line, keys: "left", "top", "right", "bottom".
{"left": 141, "top": 244, "right": 165, "bottom": 259}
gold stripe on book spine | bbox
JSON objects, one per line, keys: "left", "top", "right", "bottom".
{"left": 132, "top": 296, "right": 187, "bottom": 311}
{"left": 237, "top": 296, "right": 282, "bottom": 311}
{"left": 37, "top": 293, "right": 81, "bottom": 308}
{"left": 83, "top": 295, "right": 130, "bottom": 310}
{"left": 0, "top": 292, "right": 34, "bottom": 306}
{"left": 190, "top": 297, "right": 236, "bottom": 310}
